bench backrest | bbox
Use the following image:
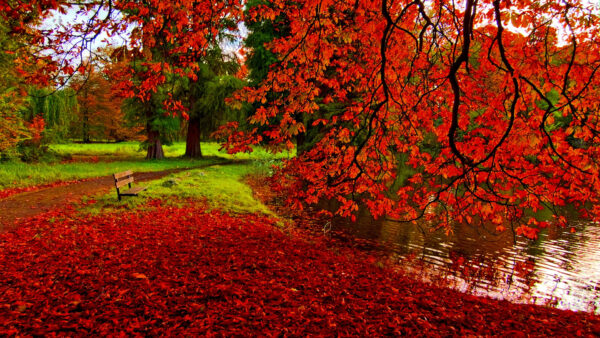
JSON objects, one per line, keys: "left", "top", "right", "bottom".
{"left": 114, "top": 170, "right": 134, "bottom": 189}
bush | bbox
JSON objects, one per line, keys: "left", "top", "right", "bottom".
{"left": 16, "top": 143, "right": 57, "bottom": 163}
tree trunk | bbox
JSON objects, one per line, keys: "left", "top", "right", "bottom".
{"left": 296, "top": 131, "right": 306, "bottom": 154}
{"left": 146, "top": 121, "right": 164, "bottom": 160}
{"left": 82, "top": 109, "right": 90, "bottom": 143}
{"left": 184, "top": 116, "right": 203, "bottom": 158}
{"left": 82, "top": 87, "right": 90, "bottom": 143}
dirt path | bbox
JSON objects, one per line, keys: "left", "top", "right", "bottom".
{"left": 0, "top": 160, "right": 235, "bottom": 231}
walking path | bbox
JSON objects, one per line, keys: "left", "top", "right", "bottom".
{"left": 0, "top": 161, "right": 235, "bottom": 231}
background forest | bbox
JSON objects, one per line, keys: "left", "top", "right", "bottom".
{"left": 0, "top": 22, "right": 248, "bottom": 162}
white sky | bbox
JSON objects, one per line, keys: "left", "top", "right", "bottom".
{"left": 43, "top": 5, "right": 246, "bottom": 66}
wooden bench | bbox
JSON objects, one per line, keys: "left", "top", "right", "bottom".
{"left": 113, "top": 170, "right": 148, "bottom": 201}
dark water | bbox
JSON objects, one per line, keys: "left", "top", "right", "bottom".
{"left": 325, "top": 203, "right": 600, "bottom": 314}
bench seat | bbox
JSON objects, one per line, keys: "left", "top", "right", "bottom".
{"left": 119, "top": 185, "right": 147, "bottom": 196}
{"left": 113, "top": 170, "right": 148, "bottom": 200}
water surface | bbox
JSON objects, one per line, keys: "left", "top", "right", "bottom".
{"left": 327, "top": 203, "right": 600, "bottom": 314}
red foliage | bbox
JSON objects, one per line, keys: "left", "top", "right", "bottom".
{"left": 1, "top": 0, "right": 243, "bottom": 112}
{"left": 223, "top": 0, "right": 600, "bottom": 238}
{"left": 27, "top": 116, "right": 45, "bottom": 143}
{"left": 70, "top": 65, "right": 140, "bottom": 142}
{"left": 0, "top": 201, "right": 598, "bottom": 335}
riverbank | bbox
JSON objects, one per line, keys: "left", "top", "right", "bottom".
{"left": 1, "top": 200, "right": 599, "bottom": 335}
{"left": 245, "top": 171, "right": 600, "bottom": 315}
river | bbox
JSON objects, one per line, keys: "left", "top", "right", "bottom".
{"left": 326, "top": 203, "right": 600, "bottom": 314}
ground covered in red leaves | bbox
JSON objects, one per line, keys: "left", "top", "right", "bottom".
{"left": 1, "top": 201, "right": 599, "bottom": 336}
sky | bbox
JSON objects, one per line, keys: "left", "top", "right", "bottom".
{"left": 43, "top": 4, "right": 247, "bottom": 65}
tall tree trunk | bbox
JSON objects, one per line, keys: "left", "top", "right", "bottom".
{"left": 145, "top": 114, "right": 164, "bottom": 159}
{"left": 141, "top": 28, "right": 164, "bottom": 160}
{"left": 146, "top": 128, "right": 164, "bottom": 159}
{"left": 184, "top": 116, "right": 202, "bottom": 158}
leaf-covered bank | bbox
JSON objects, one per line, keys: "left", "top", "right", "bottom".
{"left": 0, "top": 201, "right": 598, "bottom": 336}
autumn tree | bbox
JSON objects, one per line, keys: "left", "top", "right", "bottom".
{"left": 118, "top": 0, "right": 242, "bottom": 159}
{"left": 135, "top": 1, "right": 244, "bottom": 159}
{"left": 70, "top": 62, "right": 138, "bottom": 143}
{"left": 0, "top": 18, "right": 29, "bottom": 157}
{"left": 242, "top": 0, "right": 302, "bottom": 151}
{"left": 244, "top": 0, "right": 340, "bottom": 154}
{"left": 222, "top": 0, "right": 600, "bottom": 238}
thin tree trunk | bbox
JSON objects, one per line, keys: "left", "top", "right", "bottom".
{"left": 82, "top": 109, "right": 90, "bottom": 143}
{"left": 184, "top": 116, "right": 202, "bottom": 158}
{"left": 141, "top": 28, "right": 164, "bottom": 160}
{"left": 82, "top": 87, "right": 90, "bottom": 143}
{"left": 296, "top": 132, "right": 306, "bottom": 154}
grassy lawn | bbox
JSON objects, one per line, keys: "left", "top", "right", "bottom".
{"left": 82, "top": 162, "right": 276, "bottom": 217}
{"left": 50, "top": 142, "right": 294, "bottom": 160}
{"left": 0, "top": 142, "right": 292, "bottom": 190}
{"left": 0, "top": 158, "right": 221, "bottom": 190}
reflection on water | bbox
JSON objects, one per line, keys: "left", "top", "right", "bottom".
{"left": 327, "top": 202, "right": 600, "bottom": 314}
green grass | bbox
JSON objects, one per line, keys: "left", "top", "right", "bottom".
{"left": 50, "top": 142, "right": 146, "bottom": 157}
{"left": 4, "top": 141, "right": 284, "bottom": 219}
{"left": 82, "top": 162, "right": 276, "bottom": 217}
{"left": 1, "top": 142, "right": 293, "bottom": 190}
{"left": 50, "top": 142, "right": 294, "bottom": 160}
{"left": 0, "top": 158, "right": 223, "bottom": 190}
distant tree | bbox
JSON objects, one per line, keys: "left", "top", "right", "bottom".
{"left": 121, "top": 87, "right": 181, "bottom": 159}
{"left": 109, "top": 46, "right": 180, "bottom": 159}
{"left": 120, "top": 61, "right": 182, "bottom": 159}
{"left": 183, "top": 48, "right": 244, "bottom": 158}
{"left": 72, "top": 69, "right": 108, "bottom": 143}
{"left": 244, "top": 0, "right": 286, "bottom": 87}
{"left": 70, "top": 64, "right": 141, "bottom": 143}
{"left": 24, "top": 87, "right": 77, "bottom": 143}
